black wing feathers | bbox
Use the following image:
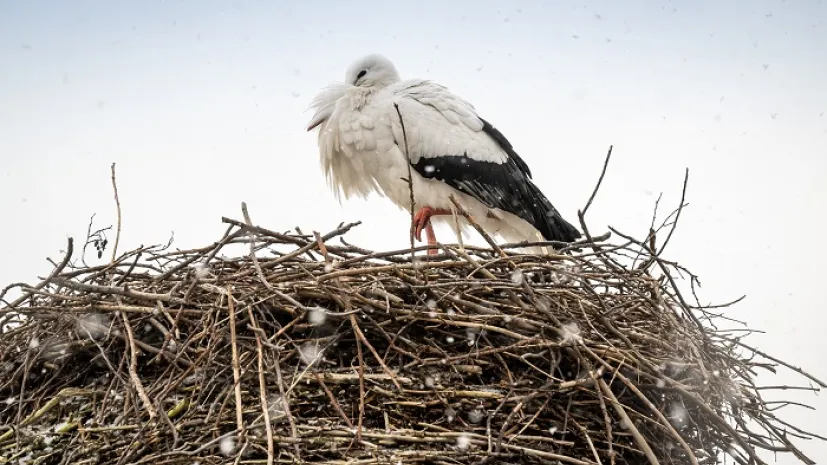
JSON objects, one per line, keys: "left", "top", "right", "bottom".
{"left": 479, "top": 118, "right": 533, "bottom": 178}
{"left": 410, "top": 118, "right": 581, "bottom": 244}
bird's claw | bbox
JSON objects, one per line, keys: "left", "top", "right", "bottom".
{"left": 412, "top": 207, "right": 433, "bottom": 243}
{"left": 411, "top": 207, "right": 451, "bottom": 256}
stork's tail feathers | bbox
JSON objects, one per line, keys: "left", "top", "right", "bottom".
{"left": 544, "top": 209, "right": 582, "bottom": 244}
{"left": 526, "top": 181, "right": 582, "bottom": 245}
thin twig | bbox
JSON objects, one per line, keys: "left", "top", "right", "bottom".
{"left": 110, "top": 162, "right": 122, "bottom": 263}
{"left": 121, "top": 312, "right": 157, "bottom": 419}
{"left": 656, "top": 168, "right": 689, "bottom": 256}
{"left": 350, "top": 314, "right": 366, "bottom": 443}
{"left": 582, "top": 145, "right": 613, "bottom": 217}
{"left": 393, "top": 102, "right": 417, "bottom": 258}
{"left": 241, "top": 201, "right": 274, "bottom": 290}
{"left": 4, "top": 237, "right": 74, "bottom": 309}
{"left": 273, "top": 347, "right": 301, "bottom": 460}
{"left": 448, "top": 194, "right": 506, "bottom": 258}
{"left": 227, "top": 287, "right": 245, "bottom": 437}
{"left": 246, "top": 307, "right": 274, "bottom": 465}
{"left": 597, "top": 378, "right": 660, "bottom": 465}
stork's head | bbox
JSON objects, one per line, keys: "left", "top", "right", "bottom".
{"left": 345, "top": 54, "right": 401, "bottom": 89}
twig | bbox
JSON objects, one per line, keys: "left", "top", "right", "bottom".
{"left": 5, "top": 237, "right": 74, "bottom": 309}
{"left": 349, "top": 314, "right": 403, "bottom": 390}
{"left": 734, "top": 339, "right": 826, "bottom": 388}
{"left": 313, "top": 372, "right": 355, "bottom": 428}
{"left": 584, "top": 346, "right": 698, "bottom": 465}
{"left": 273, "top": 347, "right": 301, "bottom": 460}
{"left": 110, "top": 162, "right": 122, "bottom": 263}
{"left": 656, "top": 168, "right": 689, "bottom": 256}
{"left": 241, "top": 201, "right": 274, "bottom": 290}
{"left": 597, "top": 378, "right": 660, "bottom": 465}
{"left": 227, "top": 287, "right": 246, "bottom": 437}
{"left": 121, "top": 312, "right": 157, "bottom": 419}
{"left": 246, "top": 307, "right": 274, "bottom": 465}
{"left": 350, "top": 314, "right": 366, "bottom": 443}
{"left": 393, "top": 102, "right": 417, "bottom": 257}
{"left": 448, "top": 194, "right": 506, "bottom": 258}
{"left": 582, "top": 145, "right": 613, "bottom": 217}
{"left": 595, "top": 372, "right": 615, "bottom": 465}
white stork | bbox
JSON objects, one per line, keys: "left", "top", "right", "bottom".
{"left": 306, "top": 54, "right": 581, "bottom": 255}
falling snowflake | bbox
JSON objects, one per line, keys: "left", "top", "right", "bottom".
{"left": 444, "top": 407, "right": 456, "bottom": 422}
{"left": 77, "top": 313, "right": 110, "bottom": 340}
{"left": 667, "top": 401, "right": 688, "bottom": 427}
{"left": 307, "top": 307, "right": 327, "bottom": 326}
{"left": 192, "top": 263, "right": 208, "bottom": 280}
{"left": 510, "top": 269, "right": 524, "bottom": 285}
{"left": 219, "top": 436, "right": 235, "bottom": 456}
{"left": 559, "top": 322, "right": 582, "bottom": 344}
{"left": 426, "top": 299, "right": 437, "bottom": 318}
{"left": 456, "top": 433, "right": 471, "bottom": 449}
{"left": 299, "top": 341, "right": 323, "bottom": 365}
{"left": 468, "top": 409, "right": 484, "bottom": 424}
{"left": 465, "top": 328, "right": 478, "bottom": 344}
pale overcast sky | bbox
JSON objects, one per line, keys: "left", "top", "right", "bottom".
{"left": 1, "top": 0, "right": 825, "bottom": 462}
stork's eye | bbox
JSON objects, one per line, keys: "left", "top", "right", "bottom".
{"left": 357, "top": 69, "right": 367, "bottom": 80}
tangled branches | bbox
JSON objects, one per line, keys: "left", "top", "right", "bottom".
{"left": 0, "top": 203, "right": 823, "bottom": 464}
{"left": 0, "top": 151, "right": 824, "bottom": 464}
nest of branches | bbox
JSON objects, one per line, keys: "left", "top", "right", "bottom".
{"left": 1, "top": 164, "right": 824, "bottom": 465}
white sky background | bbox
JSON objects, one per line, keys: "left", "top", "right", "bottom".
{"left": 1, "top": 0, "right": 825, "bottom": 461}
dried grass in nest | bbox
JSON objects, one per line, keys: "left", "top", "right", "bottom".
{"left": 1, "top": 160, "right": 824, "bottom": 465}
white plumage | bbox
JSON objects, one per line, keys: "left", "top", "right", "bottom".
{"left": 306, "top": 54, "right": 580, "bottom": 255}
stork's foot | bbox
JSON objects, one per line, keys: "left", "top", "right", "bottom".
{"left": 412, "top": 206, "right": 451, "bottom": 256}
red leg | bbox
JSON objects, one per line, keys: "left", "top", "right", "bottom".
{"left": 412, "top": 207, "right": 452, "bottom": 255}
{"left": 425, "top": 222, "right": 438, "bottom": 256}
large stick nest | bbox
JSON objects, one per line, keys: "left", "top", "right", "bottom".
{"left": 1, "top": 202, "right": 824, "bottom": 465}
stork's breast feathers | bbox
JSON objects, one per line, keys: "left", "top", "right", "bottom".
{"left": 337, "top": 109, "right": 381, "bottom": 153}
